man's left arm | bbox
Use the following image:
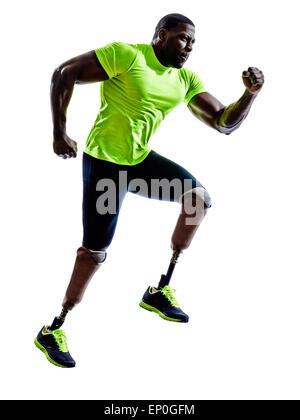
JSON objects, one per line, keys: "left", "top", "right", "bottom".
{"left": 187, "top": 67, "right": 264, "bottom": 135}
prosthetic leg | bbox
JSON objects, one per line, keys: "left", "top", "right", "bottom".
{"left": 34, "top": 247, "right": 106, "bottom": 368}
{"left": 140, "top": 187, "right": 211, "bottom": 322}
{"left": 157, "top": 187, "right": 211, "bottom": 289}
{"left": 49, "top": 247, "right": 106, "bottom": 330}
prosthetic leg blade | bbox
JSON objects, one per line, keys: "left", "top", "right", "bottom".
{"left": 62, "top": 247, "right": 101, "bottom": 310}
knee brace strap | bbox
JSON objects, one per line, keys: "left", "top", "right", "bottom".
{"left": 89, "top": 249, "right": 107, "bottom": 264}
{"left": 179, "top": 186, "right": 212, "bottom": 209}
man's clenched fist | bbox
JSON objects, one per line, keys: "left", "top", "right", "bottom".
{"left": 53, "top": 135, "right": 78, "bottom": 159}
{"left": 242, "top": 67, "right": 264, "bottom": 94}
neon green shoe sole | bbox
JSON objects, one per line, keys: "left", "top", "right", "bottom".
{"left": 139, "top": 301, "right": 183, "bottom": 322}
{"left": 34, "top": 338, "right": 68, "bottom": 368}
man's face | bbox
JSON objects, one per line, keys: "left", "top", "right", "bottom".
{"left": 160, "top": 23, "right": 195, "bottom": 68}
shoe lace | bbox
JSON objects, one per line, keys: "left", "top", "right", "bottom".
{"left": 53, "top": 329, "right": 68, "bottom": 353}
{"left": 160, "top": 286, "right": 180, "bottom": 308}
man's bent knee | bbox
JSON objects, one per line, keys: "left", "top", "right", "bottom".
{"left": 179, "top": 187, "right": 212, "bottom": 226}
{"left": 171, "top": 187, "right": 211, "bottom": 251}
{"left": 179, "top": 186, "right": 212, "bottom": 209}
{"left": 88, "top": 249, "right": 107, "bottom": 264}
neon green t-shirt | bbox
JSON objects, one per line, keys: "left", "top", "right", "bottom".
{"left": 84, "top": 42, "right": 206, "bottom": 165}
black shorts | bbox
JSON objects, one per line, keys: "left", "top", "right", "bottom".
{"left": 82, "top": 150, "right": 210, "bottom": 250}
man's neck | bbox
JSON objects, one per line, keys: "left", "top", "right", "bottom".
{"left": 151, "top": 42, "right": 168, "bottom": 67}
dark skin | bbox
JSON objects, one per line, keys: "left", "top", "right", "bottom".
{"left": 151, "top": 23, "right": 264, "bottom": 133}
{"left": 51, "top": 52, "right": 109, "bottom": 158}
{"left": 52, "top": 23, "right": 264, "bottom": 158}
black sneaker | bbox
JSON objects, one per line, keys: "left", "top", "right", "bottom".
{"left": 34, "top": 326, "right": 76, "bottom": 368}
{"left": 139, "top": 285, "right": 189, "bottom": 323}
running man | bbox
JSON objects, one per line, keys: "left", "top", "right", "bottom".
{"left": 34, "top": 13, "right": 264, "bottom": 368}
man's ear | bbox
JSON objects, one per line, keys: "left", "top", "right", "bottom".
{"left": 158, "top": 28, "right": 168, "bottom": 42}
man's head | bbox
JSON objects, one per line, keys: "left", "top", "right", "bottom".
{"left": 152, "top": 13, "right": 195, "bottom": 69}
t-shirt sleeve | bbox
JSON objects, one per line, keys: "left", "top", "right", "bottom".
{"left": 94, "top": 42, "right": 137, "bottom": 79}
{"left": 184, "top": 70, "right": 207, "bottom": 104}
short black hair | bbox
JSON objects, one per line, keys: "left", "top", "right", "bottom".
{"left": 153, "top": 13, "right": 195, "bottom": 41}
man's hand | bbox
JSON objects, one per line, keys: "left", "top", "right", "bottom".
{"left": 242, "top": 67, "right": 264, "bottom": 95}
{"left": 53, "top": 135, "right": 78, "bottom": 159}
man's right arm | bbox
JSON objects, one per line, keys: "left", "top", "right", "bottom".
{"left": 51, "top": 51, "right": 109, "bottom": 159}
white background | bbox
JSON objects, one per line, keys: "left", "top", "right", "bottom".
{"left": 1, "top": 0, "right": 299, "bottom": 400}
